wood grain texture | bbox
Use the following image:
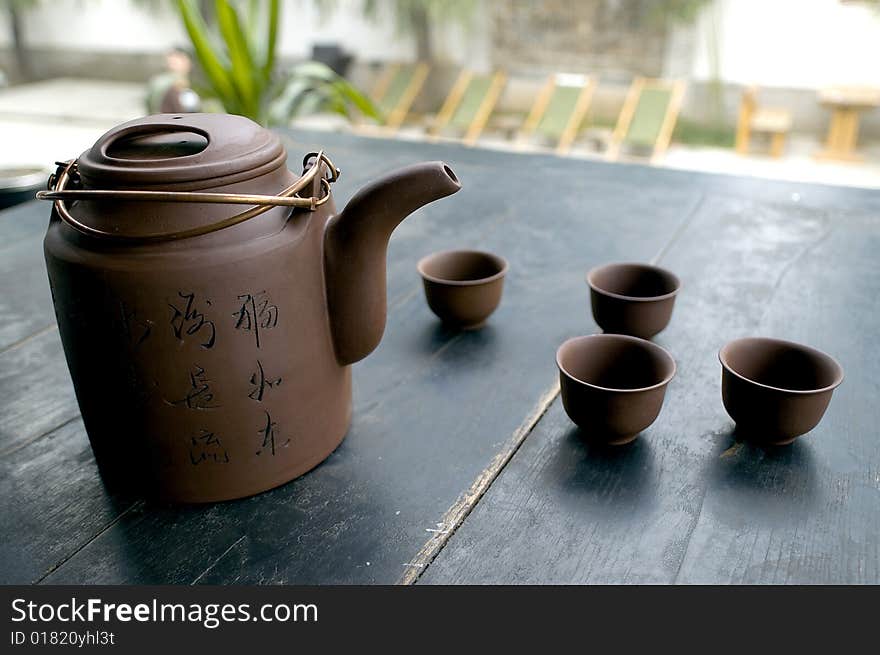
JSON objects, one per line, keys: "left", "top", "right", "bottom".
{"left": 0, "top": 328, "right": 78, "bottom": 455}
{"left": 2, "top": 128, "right": 878, "bottom": 585}
{"left": 0, "top": 199, "right": 50, "bottom": 250}
{"left": 0, "top": 418, "right": 137, "bottom": 583}
{"left": 419, "top": 191, "right": 880, "bottom": 584}
{"left": 0, "top": 232, "right": 55, "bottom": 353}
{"left": 10, "top": 131, "right": 697, "bottom": 584}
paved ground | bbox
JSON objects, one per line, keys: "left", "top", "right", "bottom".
{"left": 0, "top": 79, "right": 147, "bottom": 170}
{"left": 3, "top": 77, "right": 880, "bottom": 190}
{"left": 662, "top": 138, "right": 880, "bottom": 190}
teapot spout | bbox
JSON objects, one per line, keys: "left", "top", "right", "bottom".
{"left": 324, "top": 161, "right": 461, "bottom": 365}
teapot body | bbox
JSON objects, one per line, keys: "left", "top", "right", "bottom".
{"left": 45, "top": 195, "right": 351, "bottom": 502}
{"left": 41, "top": 113, "right": 461, "bottom": 502}
{"left": 42, "top": 112, "right": 355, "bottom": 502}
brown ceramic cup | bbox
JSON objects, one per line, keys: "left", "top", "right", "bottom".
{"left": 556, "top": 334, "right": 676, "bottom": 445}
{"left": 587, "top": 262, "right": 681, "bottom": 339}
{"left": 418, "top": 249, "right": 508, "bottom": 329}
{"left": 719, "top": 337, "right": 844, "bottom": 445}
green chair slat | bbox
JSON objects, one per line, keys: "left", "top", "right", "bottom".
{"left": 536, "top": 85, "right": 582, "bottom": 137}
{"left": 377, "top": 66, "right": 415, "bottom": 118}
{"left": 624, "top": 86, "right": 673, "bottom": 147}
{"left": 449, "top": 75, "right": 493, "bottom": 130}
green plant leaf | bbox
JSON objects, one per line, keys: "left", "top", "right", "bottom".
{"left": 176, "top": 2, "right": 373, "bottom": 127}
{"left": 291, "top": 61, "right": 340, "bottom": 81}
{"left": 245, "top": 0, "right": 260, "bottom": 41}
{"left": 331, "top": 76, "right": 381, "bottom": 120}
{"left": 215, "top": 0, "right": 259, "bottom": 118}
{"left": 289, "top": 61, "right": 381, "bottom": 121}
{"left": 262, "top": 0, "right": 280, "bottom": 81}
{"left": 176, "top": 0, "right": 239, "bottom": 112}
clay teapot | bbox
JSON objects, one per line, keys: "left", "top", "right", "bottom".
{"left": 41, "top": 113, "right": 460, "bottom": 502}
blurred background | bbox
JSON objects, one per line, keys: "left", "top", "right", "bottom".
{"left": 2, "top": 0, "right": 880, "bottom": 205}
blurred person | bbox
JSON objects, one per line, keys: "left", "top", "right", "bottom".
{"left": 146, "top": 46, "right": 202, "bottom": 114}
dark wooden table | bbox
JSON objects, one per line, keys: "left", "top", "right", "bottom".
{"left": 2, "top": 129, "right": 879, "bottom": 585}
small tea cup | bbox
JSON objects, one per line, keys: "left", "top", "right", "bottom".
{"left": 556, "top": 334, "right": 676, "bottom": 445}
{"left": 719, "top": 337, "right": 844, "bottom": 445}
{"left": 587, "top": 262, "right": 680, "bottom": 339}
{"left": 417, "top": 249, "right": 508, "bottom": 329}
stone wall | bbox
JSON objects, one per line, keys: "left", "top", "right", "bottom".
{"left": 0, "top": 49, "right": 167, "bottom": 85}
{"left": 489, "top": 0, "right": 668, "bottom": 78}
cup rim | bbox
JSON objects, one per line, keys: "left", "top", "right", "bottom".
{"left": 556, "top": 333, "right": 677, "bottom": 394}
{"left": 718, "top": 336, "right": 845, "bottom": 395}
{"left": 417, "top": 249, "right": 509, "bottom": 287}
{"left": 586, "top": 262, "right": 681, "bottom": 303}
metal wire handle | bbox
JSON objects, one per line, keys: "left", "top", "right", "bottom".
{"left": 36, "top": 150, "right": 340, "bottom": 242}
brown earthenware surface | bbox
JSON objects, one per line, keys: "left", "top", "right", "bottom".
{"left": 587, "top": 262, "right": 680, "bottom": 339}
{"left": 719, "top": 337, "right": 844, "bottom": 445}
{"left": 556, "top": 334, "right": 676, "bottom": 444}
{"left": 43, "top": 113, "right": 461, "bottom": 502}
{"left": 417, "top": 249, "right": 507, "bottom": 329}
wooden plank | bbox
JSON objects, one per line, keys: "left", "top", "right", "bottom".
{"left": 398, "top": 382, "right": 559, "bottom": 585}
{"left": 385, "top": 63, "right": 430, "bottom": 131}
{"left": 0, "top": 231, "right": 55, "bottom": 351}
{"left": 556, "top": 76, "right": 596, "bottom": 155}
{"left": 419, "top": 190, "right": 880, "bottom": 584}
{"left": 0, "top": 198, "right": 55, "bottom": 352}
{"left": 369, "top": 62, "right": 399, "bottom": 105}
{"left": 4, "top": 128, "right": 878, "bottom": 585}
{"left": 0, "top": 418, "right": 138, "bottom": 583}
{"left": 652, "top": 80, "right": 686, "bottom": 161}
{"left": 674, "top": 206, "right": 880, "bottom": 583}
{"left": 517, "top": 76, "right": 555, "bottom": 144}
{"left": 31, "top": 132, "right": 700, "bottom": 584}
{"left": 428, "top": 69, "right": 472, "bottom": 138}
{"left": 607, "top": 76, "right": 645, "bottom": 161}
{"left": 0, "top": 328, "right": 79, "bottom": 455}
{"left": 463, "top": 71, "right": 506, "bottom": 146}
{"left": 0, "top": 199, "right": 50, "bottom": 249}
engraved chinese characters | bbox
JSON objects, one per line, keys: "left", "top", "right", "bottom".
{"left": 169, "top": 292, "right": 215, "bottom": 349}
{"left": 189, "top": 430, "right": 229, "bottom": 465}
{"left": 167, "top": 289, "right": 288, "bottom": 466}
{"left": 248, "top": 360, "right": 282, "bottom": 401}
{"left": 233, "top": 291, "right": 279, "bottom": 348}
{"left": 169, "top": 364, "right": 219, "bottom": 410}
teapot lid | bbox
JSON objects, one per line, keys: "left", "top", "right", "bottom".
{"left": 38, "top": 114, "right": 340, "bottom": 242}
{"left": 77, "top": 113, "right": 287, "bottom": 189}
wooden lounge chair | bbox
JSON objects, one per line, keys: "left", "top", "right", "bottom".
{"left": 735, "top": 85, "right": 792, "bottom": 158}
{"left": 518, "top": 73, "right": 597, "bottom": 155}
{"left": 369, "top": 61, "right": 430, "bottom": 131}
{"left": 429, "top": 70, "right": 507, "bottom": 145}
{"left": 607, "top": 77, "right": 686, "bottom": 163}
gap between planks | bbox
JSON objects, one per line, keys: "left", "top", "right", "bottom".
{"left": 399, "top": 191, "right": 708, "bottom": 585}
{"left": 190, "top": 535, "right": 247, "bottom": 585}
{"left": 0, "top": 323, "right": 57, "bottom": 356}
{"left": 35, "top": 500, "right": 145, "bottom": 584}
{"left": 0, "top": 413, "right": 80, "bottom": 459}
{"left": 397, "top": 382, "right": 559, "bottom": 585}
